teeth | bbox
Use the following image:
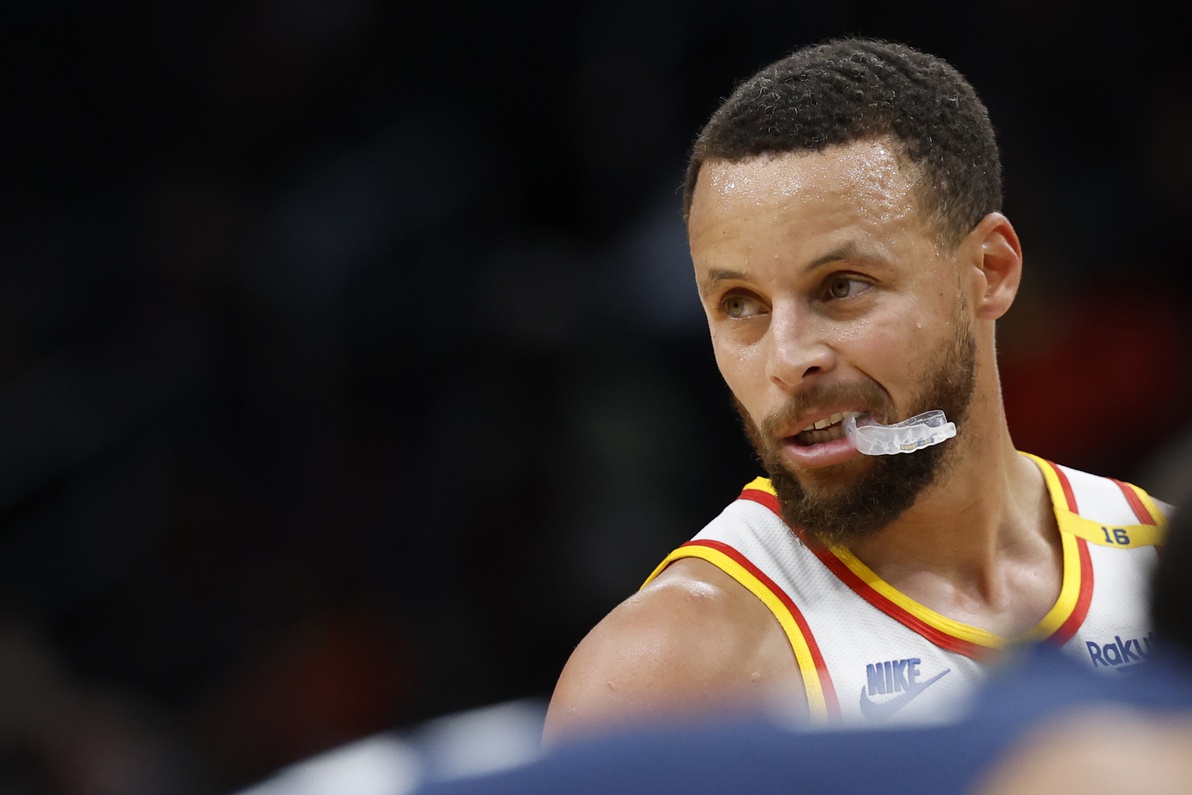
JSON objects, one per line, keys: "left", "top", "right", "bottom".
{"left": 803, "top": 411, "right": 849, "bottom": 433}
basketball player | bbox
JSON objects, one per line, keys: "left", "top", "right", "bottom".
{"left": 541, "top": 37, "right": 1171, "bottom": 744}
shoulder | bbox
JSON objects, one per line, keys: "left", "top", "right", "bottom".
{"left": 542, "top": 558, "right": 803, "bottom": 746}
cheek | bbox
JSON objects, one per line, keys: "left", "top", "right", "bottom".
{"left": 711, "top": 332, "right": 765, "bottom": 394}
{"left": 846, "top": 314, "right": 929, "bottom": 388}
{"left": 845, "top": 315, "right": 902, "bottom": 360}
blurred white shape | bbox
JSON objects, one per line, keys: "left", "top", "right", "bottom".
{"left": 230, "top": 698, "right": 547, "bottom": 795}
{"left": 413, "top": 698, "right": 546, "bottom": 782}
{"left": 233, "top": 733, "right": 422, "bottom": 795}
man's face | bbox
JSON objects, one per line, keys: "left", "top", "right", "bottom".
{"left": 687, "top": 139, "right": 977, "bottom": 546}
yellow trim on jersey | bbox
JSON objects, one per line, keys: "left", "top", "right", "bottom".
{"left": 829, "top": 548, "right": 1006, "bottom": 649}
{"left": 1022, "top": 530, "right": 1084, "bottom": 641}
{"left": 743, "top": 476, "right": 777, "bottom": 495}
{"left": 642, "top": 546, "right": 831, "bottom": 720}
{"left": 1130, "top": 486, "right": 1170, "bottom": 531}
{"left": 1021, "top": 452, "right": 1167, "bottom": 549}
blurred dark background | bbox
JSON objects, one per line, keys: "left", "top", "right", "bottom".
{"left": 4, "top": 1, "right": 1192, "bottom": 792}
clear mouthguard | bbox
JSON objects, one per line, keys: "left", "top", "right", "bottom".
{"left": 844, "top": 410, "right": 956, "bottom": 456}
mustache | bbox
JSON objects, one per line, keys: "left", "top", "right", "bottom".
{"left": 758, "top": 381, "right": 891, "bottom": 438}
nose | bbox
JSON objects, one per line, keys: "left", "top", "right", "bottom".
{"left": 765, "top": 305, "right": 836, "bottom": 390}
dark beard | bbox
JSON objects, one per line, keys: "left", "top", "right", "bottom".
{"left": 736, "top": 324, "right": 976, "bottom": 549}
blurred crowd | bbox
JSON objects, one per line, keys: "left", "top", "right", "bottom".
{"left": 3, "top": 2, "right": 1191, "bottom": 792}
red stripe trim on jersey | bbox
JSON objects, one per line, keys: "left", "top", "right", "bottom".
{"left": 1111, "top": 478, "right": 1158, "bottom": 525}
{"left": 1046, "top": 459, "right": 1080, "bottom": 513}
{"left": 806, "top": 546, "right": 992, "bottom": 659}
{"left": 739, "top": 487, "right": 781, "bottom": 514}
{"left": 679, "top": 538, "right": 841, "bottom": 716}
{"left": 1047, "top": 537, "right": 1094, "bottom": 646}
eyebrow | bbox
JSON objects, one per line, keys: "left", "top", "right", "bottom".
{"left": 696, "top": 242, "right": 864, "bottom": 296}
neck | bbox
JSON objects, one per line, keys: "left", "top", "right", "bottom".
{"left": 846, "top": 409, "right": 1060, "bottom": 634}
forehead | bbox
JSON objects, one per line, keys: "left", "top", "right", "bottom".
{"left": 686, "top": 139, "right": 944, "bottom": 277}
{"left": 689, "top": 138, "right": 921, "bottom": 231}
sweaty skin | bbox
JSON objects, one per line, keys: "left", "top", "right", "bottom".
{"left": 543, "top": 138, "right": 1058, "bottom": 748}
{"left": 542, "top": 557, "right": 808, "bottom": 745}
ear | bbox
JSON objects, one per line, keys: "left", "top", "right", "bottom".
{"left": 967, "top": 212, "right": 1022, "bottom": 321}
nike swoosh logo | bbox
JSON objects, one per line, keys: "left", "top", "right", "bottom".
{"left": 858, "top": 668, "right": 951, "bottom": 721}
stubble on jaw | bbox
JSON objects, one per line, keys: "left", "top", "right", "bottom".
{"left": 735, "top": 321, "right": 976, "bottom": 549}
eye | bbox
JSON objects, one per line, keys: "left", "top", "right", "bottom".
{"left": 721, "top": 292, "right": 766, "bottom": 319}
{"left": 825, "top": 275, "right": 870, "bottom": 300}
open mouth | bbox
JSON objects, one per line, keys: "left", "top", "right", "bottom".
{"left": 794, "top": 411, "right": 852, "bottom": 446}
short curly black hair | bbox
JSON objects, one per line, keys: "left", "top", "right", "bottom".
{"left": 682, "top": 36, "right": 1002, "bottom": 247}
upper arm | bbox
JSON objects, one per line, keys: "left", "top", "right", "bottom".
{"left": 541, "top": 559, "right": 806, "bottom": 747}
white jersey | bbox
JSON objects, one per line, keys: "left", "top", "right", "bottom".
{"left": 643, "top": 453, "right": 1169, "bottom": 726}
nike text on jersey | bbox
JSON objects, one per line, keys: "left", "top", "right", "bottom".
{"left": 859, "top": 658, "right": 951, "bottom": 720}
